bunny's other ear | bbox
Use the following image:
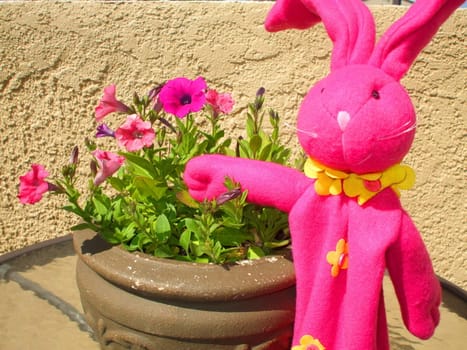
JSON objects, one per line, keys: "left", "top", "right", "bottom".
{"left": 370, "top": 0, "right": 464, "bottom": 81}
{"left": 264, "top": 0, "right": 321, "bottom": 31}
{"left": 265, "top": 0, "right": 376, "bottom": 70}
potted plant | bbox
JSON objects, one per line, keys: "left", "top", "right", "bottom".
{"left": 18, "top": 76, "right": 297, "bottom": 349}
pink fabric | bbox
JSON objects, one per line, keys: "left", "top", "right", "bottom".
{"left": 185, "top": 0, "right": 462, "bottom": 348}
{"left": 265, "top": 0, "right": 376, "bottom": 70}
{"left": 369, "top": 0, "right": 465, "bottom": 80}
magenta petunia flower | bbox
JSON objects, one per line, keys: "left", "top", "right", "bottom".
{"left": 18, "top": 164, "right": 50, "bottom": 204}
{"left": 205, "top": 89, "right": 234, "bottom": 116}
{"left": 95, "top": 84, "right": 131, "bottom": 122}
{"left": 158, "top": 77, "right": 207, "bottom": 118}
{"left": 92, "top": 150, "right": 125, "bottom": 186}
{"left": 115, "top": 114, "right": 155, "bottom": 152}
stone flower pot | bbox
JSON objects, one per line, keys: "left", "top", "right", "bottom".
{"left": 73, "top": 229, "right": 296, "bottom": 349}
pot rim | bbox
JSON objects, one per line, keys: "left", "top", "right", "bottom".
{"left": 73, "top": 229, "right": 296, "bottom": 302}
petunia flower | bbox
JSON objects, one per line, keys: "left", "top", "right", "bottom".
{"left": 92, "top": 150, "right": 125, "bottom": 186}
{"left": 158, "top": 77, "right": 207, "bottom": 118}
{"left": 96, "top": 123, "right": 116, "bottom": 138}
{"left": 18, "top": 164, "right": 51, "bottom": 204}
{"left": 292, "top": 334, "right": 326, "bottom": 350}
{"left": 115, "top": 114, "right": 155, "bottom": 152}
{"left": 95, "top": 84, "right": 131, "bottom": 122}
{"left": 205, "top": 89, "right": 234, "bottom": 117}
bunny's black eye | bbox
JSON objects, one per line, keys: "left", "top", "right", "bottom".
{"left": 371, "top": 90, "right": 380, "bottom": 99}
{"left": 321, "top": 88, "right": 325, "bottom": 94}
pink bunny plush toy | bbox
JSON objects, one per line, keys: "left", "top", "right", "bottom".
{"left": 184, "top": 0, "right": 463, "bottom": 349}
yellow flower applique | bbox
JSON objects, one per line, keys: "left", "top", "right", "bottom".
{"left": 326, "top": 239, "right": 349, "bottom": 277}
{"left": 303, "top": 157, "right": 415, "bottom": 205}
{"left": 292, "top": 334, "right": 326, "bottom": 350}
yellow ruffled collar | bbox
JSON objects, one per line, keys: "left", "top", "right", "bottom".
{"left": 304, "top": 158, "right": 415, "bottom": 205}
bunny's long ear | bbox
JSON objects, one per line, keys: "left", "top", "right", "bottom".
{"left": 265, "top": 0, "right": 376, "bottom": 70}
{"left": 370, "top": 0, "right": 463, "bottom": 81}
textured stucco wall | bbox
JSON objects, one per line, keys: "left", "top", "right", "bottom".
{"left": 0, "top": 2, "right": 465, "bottom": 289}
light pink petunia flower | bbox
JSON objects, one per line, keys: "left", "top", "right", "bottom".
{"left": 158, "top": 77, "right": 207, "bottom": 118}
{"left": 18, "top": 164, "right": 50, "bottom": 204}
{"left": 205, "top": 89, "right": 234, "bottom": 116}
{"left": 115, "top": 114, "right": 155, "bottom": 152}
{"left": 95, "top": 84, "right": 131, "bottom": 122}
{"left": 92, "top": 150, "right": 125, "bottom": 186}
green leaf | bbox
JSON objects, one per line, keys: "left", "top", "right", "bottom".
{"left": 107, "top": 177, "right": 126, "bottom": 192}
{"left": 238, "top": 139, "right": 252, "bottom": 158}
{"left": 246, "top": 115, "right": 255, "bottom": 137}
{"left": 247, "top": 245, "right": 266, "bottom": 260}
{"left": 264, "top": 239, "right": 290, "bottom": 249}
{"left": 213, "top": 227, "right": 253, "bottom": 247}
{"left": 176, "top": 190, "right": 199, "bottom": 208}
{"left": 62, "top": 205, "right": 84, "bottom": 217}
{"left": 129, "top": 232, "right": 152, "bottom": 251}
{"left": 122, "top": 152, "right": 156, "bottom": 178}
{"left": 153, "top": 214, "right": 171, "bottom": 243}
{"left": 249, "top": 135, "right": 262, "bottom": 155}
{"left": 155, "top": 214, "right": 170, "bottom": 233}
{"left": 179, "top": 230, "right": 192, "bottom": 253}
{"left": 259, "top": 142, "right": 273, "bottom": 161}
{"left": 133, "top": 176, "right": 167, "bottom": 199}
{"left": 184, "top": 218, "right": 201, "bottom": 234}
{"left": 116, "top": 223, "right": 136, "bottom": 243}
{"left": 92, "top": 196, "right": 109, "bottom": 216}
{"left": 70, "top": 223, "right": 95, "bottom": 231}
{"left": 154, "top": 246, "right": 176, "bottom": 258}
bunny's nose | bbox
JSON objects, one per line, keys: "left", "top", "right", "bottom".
{"left": 337, "top": 111, "right": 350, "bottom": 131}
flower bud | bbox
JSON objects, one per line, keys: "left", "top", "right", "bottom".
{"left": 90, "top": 160, "right": 98, "bottom": 178}
{"left": 269, "top": 109, "right": 279, "bottom": 121}
{"left": 69, "top": 146, "right": 79, "bottom": 165}
{"left": 148, "top": 84, "right": 164, "bottom": 102}
{"left": 47, "top": 182, "right": 63, "bottom": 193}
{"left": 133, "top": 92, "right": 141, "bottom": 106}
{"left": 158, "top": 117, "right": 177, "bottom": 134}
{"left": 216, "top": 188, "right": 242, "bottom": 206}
{"left": 85, "top": 137, "right": 97, "bottom": 151}
{"left": 254, "top": 95, "right": 265, "bottom": 111}
{"left": 62, "top": 164, "right": 76, "bottom": 179}
{"left": 256, "top": 87, "right": 265, "bottom": 97}
{"left": 96, "top": 124, "right": 116, "bottom": 138}
{"left": 235, "top": 136, "right": 243, "bottom": 158}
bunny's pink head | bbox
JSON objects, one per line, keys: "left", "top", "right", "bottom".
{"left": 265, "top": 0, "right": 463, "bottom": 174}
{"left": 297, "top": 65, "right": 415, "bottom": 174}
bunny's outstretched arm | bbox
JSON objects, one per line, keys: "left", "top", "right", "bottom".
{"left": 184, "top": 154, "right": 311, "bottom": 213}
{"left": 386, "top": 212, "right": 441, "bottom": 339}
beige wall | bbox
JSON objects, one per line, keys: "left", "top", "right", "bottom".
{"left": 0, "top": 2, "right": 465, "bottom": 289}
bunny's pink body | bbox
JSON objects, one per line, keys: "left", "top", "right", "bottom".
{"left": 184, "top": 0, "right": 463, "bottom": 348}
{"left": 186, "top": 153, "right": 439, "bottom": 349}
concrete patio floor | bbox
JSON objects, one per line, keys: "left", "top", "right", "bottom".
{"left": 0, "top": 235, "right": 465, "bottom": 350}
